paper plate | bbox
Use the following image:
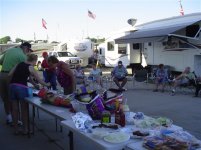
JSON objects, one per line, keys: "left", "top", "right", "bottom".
{"left": 103, "top": 132, "right": 130, "bottom": 143}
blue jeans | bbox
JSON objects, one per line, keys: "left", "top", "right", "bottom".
{"left": 43, "top": 71, "right": 57, "bottom": 90}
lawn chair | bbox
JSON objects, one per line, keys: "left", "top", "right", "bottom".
{"left": 134, "top": 69, "right": 148, "bottom": 83}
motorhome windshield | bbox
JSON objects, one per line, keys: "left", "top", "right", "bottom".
{"left": 57, "top": 52, "right": 74, "bottom": 57}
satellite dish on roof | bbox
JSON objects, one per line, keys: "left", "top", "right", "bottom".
{"left": 127, "top": 18, "right": 137, "bottom": 26}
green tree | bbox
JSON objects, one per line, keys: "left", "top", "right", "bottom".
{"left": 0, "top": 36, "right": 11, "bottom": 44}
{"left": 15, "top": 38, "right": 23, "bottom": 43}
{"left": 86, "top": 37, "right": 105, "bottom": 44}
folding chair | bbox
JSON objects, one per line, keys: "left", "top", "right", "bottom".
{"left": 134, "top": 69, "right": 148, "bottom": 83}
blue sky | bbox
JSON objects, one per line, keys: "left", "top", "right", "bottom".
{"left": 0, "top": 0, "right": 200, "bottom": 42}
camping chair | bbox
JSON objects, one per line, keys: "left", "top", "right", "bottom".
{"left": 134, "top": 69, "right": 148, "bottom": 83}
{"left": 86, "top": 71, "right": 103, "bottom": 91}
{"left": 172, "top": 72, "right": 197, "bottom": 95}
{"left": 102, "top": 75, "right": 114, "bottom": 90}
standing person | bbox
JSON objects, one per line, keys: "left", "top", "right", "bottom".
{"left": 153, "top": 64, "right": 168, "bottom": 92}
{"left": 0, "top": 42, "right": 31, "bottom": 124}
{"left": 111, "top": 61, "right": 128, "bottom": 90}
{"left": 48, "top": 56, "right": 76, "bottom": 95}
{"left": 9, "top": 54, "right": 50, "bottom": 134}
{"left": 41, "top": 52, "right": 57, "bottom": 90}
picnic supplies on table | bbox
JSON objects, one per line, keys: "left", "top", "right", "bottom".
{"left": 72, "top": 112, "right": 92, "bottom": 131}
{"left": 75, "top": 89, "right": 105, "bottom": 120}
{"left": 86, "top": 95, "right": 105, "bottom": 120}
{"left": 38, "top": 88, "right": 72, "bottom": 108}
{"left": 102, "top": 89, "right": 123, "bottom": 113}
{"left": 38, "top": 88, "right": 48, "bottom": 99}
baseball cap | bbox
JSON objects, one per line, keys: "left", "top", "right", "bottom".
{"left": 20, "top": 42, "right": 33, "bottom": 52}
{"left": 42, "top": 52, "right": 48, "bottom": 57}
{"left": 118, "top": 61, "right": 122, "bottom": 64}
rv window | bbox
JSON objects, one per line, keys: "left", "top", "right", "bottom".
{"left": 118, "top": 44, "right": 127, "bottom": 54}
{"left": 148, "top": 42, "right": 152, "bottom": 46}
{"left": 107, "top": 41, "right": 114, "bottom": 51}
{"left": 99, "top": 48, "right": 102, "bottom": 55}
{"left": 186, "top": 25, "right": 200, "bottom": 37}
{"left": 133, "top": 43, "right": 140, "bottom": 49}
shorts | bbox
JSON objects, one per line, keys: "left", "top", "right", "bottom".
{"left": 157, "top": 78, "right": 167, "bottom": 84}
{"left": 115, "top": 77, "right": 126, "bottom": 81}
{"left": 178, "top": 78, "right": 189, "bottom": 85}
{"left": 9, "top": 83, "right": 32, "bottom": 101}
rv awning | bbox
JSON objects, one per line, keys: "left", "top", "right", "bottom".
{"left": 115, "top": 20, "right": 200, "bottom": 44}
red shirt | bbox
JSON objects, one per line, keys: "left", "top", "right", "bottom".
{"left": 41, "top": 59, "right": 55, "bottom": 72}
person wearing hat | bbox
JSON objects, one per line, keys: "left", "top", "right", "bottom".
{"left": 0, "top": 42, "right": 32, "bottom": 124}
{"left": 111, "top": 61, "right": 128, "bottom": 90}
{"left": 41, "top": 52, "right": 57, "bottom": 90}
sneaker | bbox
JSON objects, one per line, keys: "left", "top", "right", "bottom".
{"left": 153, "top": 89, "right": 158, "bottom": 92}
{"left": 6, "top": 114, "right": 12, "bottom": 125}
{"left": 122, "top": 88, "right": 127, "bottom": 91}
{"left": 171, "top": 89, "right": 175, "bottom": 96}
{"left": 18, "top": 120, "right": 23, "bottom": 126}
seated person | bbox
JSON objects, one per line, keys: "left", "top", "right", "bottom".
{"left": 194, "top": 76, "right": 201, "bottom": 97}
{"left": 74, "top": 64, "right": 85, "bottom": 85}
{"left": 194, "top": 77, "right": 201, "bottom": 97}
{"left": 153, "top": 64, "right": 168, "bottom": 92}
{"left": 172, "top": 67, "right": 195, "bottom": 95}
{"left": 111, "top": 61, "right": 128, "bottom": 90}
{"left": 88, "top": 63, "right": 103, "bottom": 87}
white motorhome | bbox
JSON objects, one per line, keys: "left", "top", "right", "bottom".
{"left": 97, "top": 43, "right": 105, "bottom": 65}
{"left": 114, "top": 13, "right": 201, "bottom": 75}
{"left": 100, "top": 36, "right": 130, "bottom": 67}
{"left": 54, "top": 39, "right": 94, "bottom": 66}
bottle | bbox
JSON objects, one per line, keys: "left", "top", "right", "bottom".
{"left": 123, "top": 104, "right": 130, "bottom": 122}
{"left": 101, "top": 111, "right": 111, "bottom": 123}
{"left": 115, "top": 105, "right": 125, "bottom": 127}
{"left": 115, "top": 110, "right": 120, "bottom": 125}
{"left": 120, "top": 109, "right": 125, "bottom": 127}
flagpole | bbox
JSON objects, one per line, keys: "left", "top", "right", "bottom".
{"left": 34, "top": 32, "right": 36, "bottom": 42}
{"left": 179, "top": 0, "right": 184, "bottom": 16}
{"left": 87, "top": 10, "right": 89, "bottom": 38}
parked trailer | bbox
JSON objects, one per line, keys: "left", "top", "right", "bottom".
{"left": 114, "top": 13, "right": 201, "bottom": 75}
{"left": 53, "top": 39, "right": 94, "bottom": 66}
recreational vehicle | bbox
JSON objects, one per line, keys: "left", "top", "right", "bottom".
{"left": 113, "top": 13, "right": 201, "bottom": 75}
{"left": 54, "top": 39, "right": 94, "bottom": 66}
{"left": 98, "top": 28, "right": 138, "bottom": 67}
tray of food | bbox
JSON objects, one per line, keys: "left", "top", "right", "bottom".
{"left": 103, "top": 132, "right": 130, "bottom": 143}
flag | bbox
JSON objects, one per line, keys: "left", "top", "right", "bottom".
{"left": 179, "top": 0, "right": 184, "bottom": 16}
{"left": 42, "top": 18, "right": 47, "bottom": 29}
{"left": 88, "top": 10, "right": 96, "bottom": 19}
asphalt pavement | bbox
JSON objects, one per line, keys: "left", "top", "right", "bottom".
{"left": 0, "top": 80, "right": 201, "bottom": 150}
